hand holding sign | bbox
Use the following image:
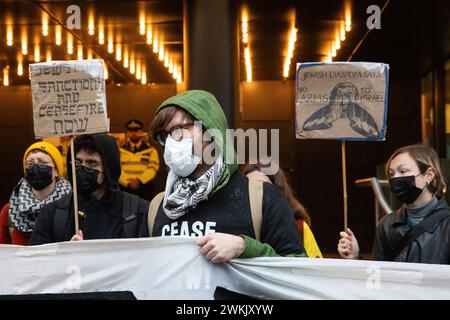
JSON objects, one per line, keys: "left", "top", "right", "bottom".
{"left": 295, "top": 62, "right": 389, "bottom": 231}
{"left": 30, "top": 59, "right": 109, "bottom": 236}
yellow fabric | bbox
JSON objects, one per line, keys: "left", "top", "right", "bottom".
{"left": 23, "top": 142, "right": 64, "bottom": 176}
{"left": 303, "top": 222, "right": 323, "bottom": 258}
{"left": 119, "top": 146, "right": 160, "bottom": 187}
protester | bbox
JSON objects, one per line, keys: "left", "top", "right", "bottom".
{"left": 30, "top": 134, "right": 149, "bottom": 245}
{"left": 242, "top": 163, "right": 323, "bottom": 258}
{"left": 0, "top": 142, "right": 71, "bottom": 245}
{"left": 338, "top": 144, "right": 450, "bottom": 264}
{"left": 144, "top": 90, "right": 306, "bottom": 262}
{"left": 119, "top": 119, "right": 160, "bottom": 201}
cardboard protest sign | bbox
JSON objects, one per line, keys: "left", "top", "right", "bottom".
{"left": 29, "top": 59, "right": 109, "bottom": 138}
{"left": 295, "top": 62, "right": 389, "bottom": 141}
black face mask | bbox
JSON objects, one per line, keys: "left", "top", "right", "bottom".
{"left": 25, "top": 164, "right": 54, "bottom": 191}
{"left": 389, "top": 174, "right": 424, "bottom": 204}
{"left": 76, "top": 166, "right": 101, "bottom": 195}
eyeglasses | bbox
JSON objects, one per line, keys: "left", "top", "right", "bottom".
{"left": 155, "top": 122, "right": 196, "bottom": 146}
{"left": 25, "top": 159, "right": 53, "bottom": 169}
{"left": 73, "top": 159, "right": 102, "bottom": 173}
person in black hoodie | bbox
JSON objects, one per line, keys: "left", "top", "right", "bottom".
{"left": 30, "top": 134, "right": 149, "bottom": 245}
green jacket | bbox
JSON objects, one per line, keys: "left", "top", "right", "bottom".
{"left": 240, "top": 235, "right": 308, "bottom": 258}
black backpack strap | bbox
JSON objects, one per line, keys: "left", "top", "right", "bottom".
{"left": 52, "top": 195, "right": 72, "bottom": 242}
{"left": 122, "top": 192, "right": 140, "bottom": 238}
{"left": 389, "top": 210, "right": 450, "bottom": 260}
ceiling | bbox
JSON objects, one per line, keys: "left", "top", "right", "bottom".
{"left": 0, "top": 0, "right": 183, "bottom": 85}
{"left": 0, "top": 0, "right": 448, "bottom": 86}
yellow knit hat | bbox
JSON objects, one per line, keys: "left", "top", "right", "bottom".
{"left": 23, "top": 142, "right": 64, "bottom": 176}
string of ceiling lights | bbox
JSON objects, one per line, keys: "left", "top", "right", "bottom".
{"left": 325, "top": 4, "right": 352, "bottom": 62}
{"left": 241, "top": 6, "right": 252, "bottom": 83}
{"left": 1, "top": 6, "right": 182, "bottom": 86}
{"left": 283, "top": 10, "right": 298, "bottom": 79}
{"left": 241, "top": 4, "right": 353, "bottom": 81}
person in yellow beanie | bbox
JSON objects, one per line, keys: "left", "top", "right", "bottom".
{"left": 0, "top": 141, "right": 71, "bottom": 245}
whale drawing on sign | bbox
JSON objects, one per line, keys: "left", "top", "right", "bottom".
{"left": 302, "top": 82, "right": 380, "bottom": 138}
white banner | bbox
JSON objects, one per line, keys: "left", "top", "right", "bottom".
{"left": 295, "top": 62, "right": 389, "bottom": 141}
{"left": 1, "top": 238, "right": 449, "bottom": 300}
{"left": 29, "top": 59, "right": 109, "bottom": 138}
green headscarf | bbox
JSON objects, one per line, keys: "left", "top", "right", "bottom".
{"left": 156, "top": 90, "right": 238, "bottom": 195}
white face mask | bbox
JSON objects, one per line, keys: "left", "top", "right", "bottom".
{"left": 163, "top": 136, "right": 201, "bottom": 177}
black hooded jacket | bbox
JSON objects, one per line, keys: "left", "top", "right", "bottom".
{"left": 30, "top": 134, "right": 149, "bottom": 245}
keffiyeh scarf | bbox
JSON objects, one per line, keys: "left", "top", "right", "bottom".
{"left": 163, "top": 154, "right": 225, "bottom": 219}
{"left": 8, "top": 178, "right": 72, "bottom": 234}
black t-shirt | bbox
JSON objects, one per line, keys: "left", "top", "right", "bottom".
{"left": 149, "top": 171, "right": 304, "bottom": 256}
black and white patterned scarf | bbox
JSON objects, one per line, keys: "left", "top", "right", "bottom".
{"left": 163, "top": 154, "right": 225, "bottom": 219}
{"left": 8, "top": 178, "right": 72, "bottom": 234}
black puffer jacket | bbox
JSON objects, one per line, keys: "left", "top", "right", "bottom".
{"left": 373, "top": 197, "right": 450, "bottom": 264}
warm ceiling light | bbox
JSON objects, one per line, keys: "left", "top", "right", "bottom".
{"left": 345, "top": 20, "right": 351, "bottom": 32}
{"left": 158, "top": 43, "right": 164, "bottom": 61}
{"left": 3, "top": 67, "right": 9, "bottom": 86}
{"left": 98, "top": 19, "right": 105, "bottom": 44}
{"left": 130, "top": 55, "right": 135, "bottom": 74}
{"left": 116, "top": 43, "right": 122, "bottom": 61}
{"left": 17, "top": 54, "right": 23, "bottom": 76}
{"left": 55, "top": 25, "right": 62, "bottom": 45}
{"left": 168, "top": 59, "right": 173, "bottom": 73}
{"left": 42, "top": 13, "right": 49, "bottom": 36}
{"left": 340, "top": 22, "right": 346, "bottom": 41}
{"left": 242, "top": 7, "right": 252, "bottom": 83}
{"left": 88, "top": 10, "right": 95, "bottom": 35}
{"left": 21, "top": 29, "right": 28, "bottom": 54}
{"left": 6, "top": 24, "right": 13, "bottom": 46}
{"left": 345, "top": 3, "right": 352, "bottom": 32}
{"left": 77, "top": 45, "right": 83, "bottom": 60}
{"left": 153, "top": 33, "right": 158, "bottom": 53}
{"left": 46, "top": 47, "right": 52, "bottom": 62}
{"left": 139, "top": 11, "right": 146, "bottom": 35}
{"left": 164, "top": 53, "right": 169, "bottom": 67}
{"left": 34, "top": 45, "right": 40, "bottom": 62}
{"left": 136, "top": 62, "right": 142, "bottom": 80}
{"left": 87, "top": 49, "right": 93, "bottom": 59}
{"left": 244, "top": 47, "right": 252, "bottom": 82}
{"left": 242, "top": 11, "right": 249, "bottom": 44}
{"left": 336, "top": 36, "right": 341, "bottom": 50}
{"left": 141, "top": 66, "right": 147, "bottom": 84}
{"left": 67, "top": 33, "right": 73, "bottom": 54}
{"left": 283, "top": 26, "right": 297, "bottom": 78}
{"left": 177, "top": 72, "right": 182, "bottom": 84}
{"left": 173, "top": 64, "right": 178, "bottom": 79}
{"left": 107, "top": 29, "right": 114, "bottom": 53}
{"left": 123, "top": 46, "right": 129, "bottom": 68}
{"left": 104, "top": 63, "right": 108, "bottom": 80}
{"left": 146, "top": 25, "right": 152, "bottom": 45}
{"left": 331, "top": 45, "right": 337, "bottom": 57}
